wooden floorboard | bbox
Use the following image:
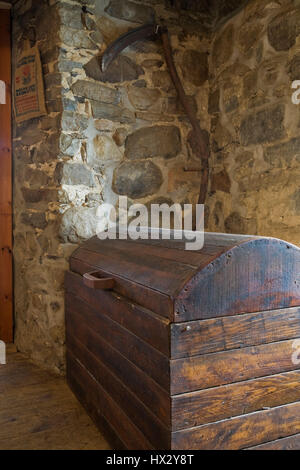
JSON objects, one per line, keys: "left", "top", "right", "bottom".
{"left": 0, "top": 346, "right": 111, "bottom": 450}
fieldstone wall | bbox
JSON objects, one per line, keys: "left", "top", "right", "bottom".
{"left": 12, "top": 0, "right": 300, "bottom": 373}
{"left": 12, "top": 0, "right": 67, "bottom": 372}
{"left": 58, "top": 0, "right": 211, "bottom": 246}
{"left": 206, "top": 0, "right": 300, "bottom": 246}
{"left": 12, "top": 0, "right": 211, "bottom": 372}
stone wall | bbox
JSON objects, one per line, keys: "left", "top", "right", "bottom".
{"left": 12, "top": 0, "right": 300, "bottom": 373}
{"left": 12, "top": 0, "right": 211, "bottom": 372}
{"left": 205, "top": 0, "right": 300, "bottom": 247}
{"left": 58, "top": 0, "right": 211, "bottom": 246}
{"left": 12, "top": 0, "right": 67, "bottom": 372}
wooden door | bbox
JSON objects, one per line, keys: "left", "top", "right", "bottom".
{"left": 0, "top": 8, "right": 13, "bottom": 343}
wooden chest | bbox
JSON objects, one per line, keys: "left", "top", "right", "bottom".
{"left": 65, "top": 233, "right": 300, "bottom": 450}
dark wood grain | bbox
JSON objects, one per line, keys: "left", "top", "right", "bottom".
{"left": 71, "top": 235, "right": 300, "bottom": 322}
{"left": 67, "top": 334, "right": 170, "bottom": 448}
{"left": 83, "top": 232, "right": 254, "bottom": 251}
{"left": 171, "top": 401, "right": 300, "bottom": 450}
{"left": 70, "top": 257, "right": 173, "bottom": 319}
{"left": 172, "top": 370, "right": 300, "bottom": 430}
{"left": 248, "top": 433, "right": 300, "bottom": 450}
{"left": 69, "top": 234, "right": 242, "bottom": 320}
{"left": 82, "top": 236, "right": 219, "bottom": 269}
{"left": 65, "top": 271, "right": 170, "bottom": 356}
{"left": 66, "top": 292, "right": 170, "bottom": 391}
{"left": 171, "top": 339, "right": 300, "bottom": 394}
{"left": 0, "top": 346, "right": 110, "bottom": 450}
{"left": 65, "top": 297, "right": 171, "bottom": 426}
{"left": 71, "top": 246, "right": 196, "bottom": 297}
{"left": 175, "top": 238, "right": 300, "bottom": 321}
{"left": 67, "top": 350, "right": 152, "bottom": 450}
{"left": 67, "top": 232, "right": 300, "bottom": 449}
{"left": 171, "top": 307, "right": 300, "bottom": 358}
{"left": 0, "top": 9, "right": 12, "bottom": 342}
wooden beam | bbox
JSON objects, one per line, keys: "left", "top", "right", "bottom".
{"left": 0, "top": 8, "right": 13, "bottom": 342}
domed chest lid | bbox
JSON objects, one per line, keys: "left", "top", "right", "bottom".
{"left": 69, "top": 232, "right": 300, "bottom": 322}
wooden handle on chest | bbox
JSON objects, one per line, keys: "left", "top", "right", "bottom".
{"left": 83, "top": 271, "right": 115, "bottom": 290}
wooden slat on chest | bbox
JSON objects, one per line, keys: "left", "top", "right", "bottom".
{"left": 65, "top": 271, "right": 170, "bottom": 355}
{"left": 171, "top": 339, "right": 300, "bottom": 394}
{"left": 248, "top": 433, "right": 300, "bottom": 450}
{"left": 171, "top": 401, "right": 300, "bottom": 450}
{"left": 172, "top": 370, "right": 300, "bottom": 430}
{"left": 171, "top": 307, "right": 300, "bottom": 358}
{"left": 70, "top": 258, "right": 173, "bottom": 319}
{"left": 67, "top": 334, "right": 170, "bottom": 449}
{"left": 67, "top": 350, "right": 153, "bottom": 450}
{"left": 66, "top": 293, "right": 170, "bottom": 391}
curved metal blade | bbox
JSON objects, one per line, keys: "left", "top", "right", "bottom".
{"left": 100, "top": 24, "right": 159, "bottom": 72}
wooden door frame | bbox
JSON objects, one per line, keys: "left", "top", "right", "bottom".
{"left": 0, "top": 5, "right": 13, "bottom": 343}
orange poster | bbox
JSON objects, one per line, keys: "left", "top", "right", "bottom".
{"left": 14, "top": 45, "right": 46, "bottom": 123}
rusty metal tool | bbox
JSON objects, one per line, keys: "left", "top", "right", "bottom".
{"left": 100, "top": 23, "right": 210, "bottom": 205}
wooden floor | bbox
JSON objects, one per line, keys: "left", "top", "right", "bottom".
{"left": 0, "top": 345, "right": 111, "bottom": 450}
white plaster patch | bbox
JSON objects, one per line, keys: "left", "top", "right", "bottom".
{"left": 61, "top": 184, "right": 94, "bottom": 206}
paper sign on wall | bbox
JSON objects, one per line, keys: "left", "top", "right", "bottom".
{"left": 13, "top": 45, "right": 47, "bottom": 122}
{"left": 0, "top": 80, "right": 5, "bottom": 104}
